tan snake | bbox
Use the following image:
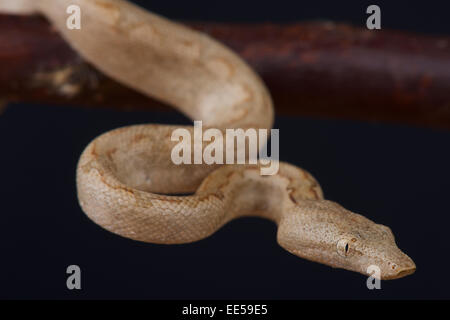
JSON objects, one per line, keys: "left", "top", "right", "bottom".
{"left": 1, "top": 0, "right": 416, "bottom": 280}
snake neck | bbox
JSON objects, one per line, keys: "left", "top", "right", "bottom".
{"left": 196, "top": 162, "right": 324, "bottom": 224}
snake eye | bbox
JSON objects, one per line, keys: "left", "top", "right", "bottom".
{"left": 336, "top": 238, "right": 351, "bottom": 257}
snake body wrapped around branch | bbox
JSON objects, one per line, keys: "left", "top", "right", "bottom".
{"left": 1, "top": 0, "right": 416, "bottom": 279}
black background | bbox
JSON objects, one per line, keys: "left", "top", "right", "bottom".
{"left": 1, "top": 0, "right": 450, "bottom": 299}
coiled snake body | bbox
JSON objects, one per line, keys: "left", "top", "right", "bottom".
{"left": 2, "top": 0, "right": 416, "bottom": 279}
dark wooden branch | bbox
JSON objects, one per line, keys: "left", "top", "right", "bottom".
{"left": 1, "top": 14, "right": 450, "bottom": 129}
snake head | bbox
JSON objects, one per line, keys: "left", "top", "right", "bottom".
{"left": 277, "top": 200, "right": 416, "bottom": 280}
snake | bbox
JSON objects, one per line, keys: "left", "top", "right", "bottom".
{"left": 1, "top": 0, "right": 416, "bottom": 280}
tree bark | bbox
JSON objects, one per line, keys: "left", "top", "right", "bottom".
{"left": 1, "top": 14, "right": 450, "bottom": 129}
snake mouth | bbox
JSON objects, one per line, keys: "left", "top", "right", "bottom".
{"left": 381, "top": 264, "right": 416, "bottom": 280}
{"left": 395, "top": 266, "right": 416, "bottom": 279}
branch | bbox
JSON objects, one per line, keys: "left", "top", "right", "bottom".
{"left": 1, "top": 14, "right": 450, "bottom": 129}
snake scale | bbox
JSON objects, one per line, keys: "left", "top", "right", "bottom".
{"left": 1, "top": 0, "right": 415, "bottom": 279}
